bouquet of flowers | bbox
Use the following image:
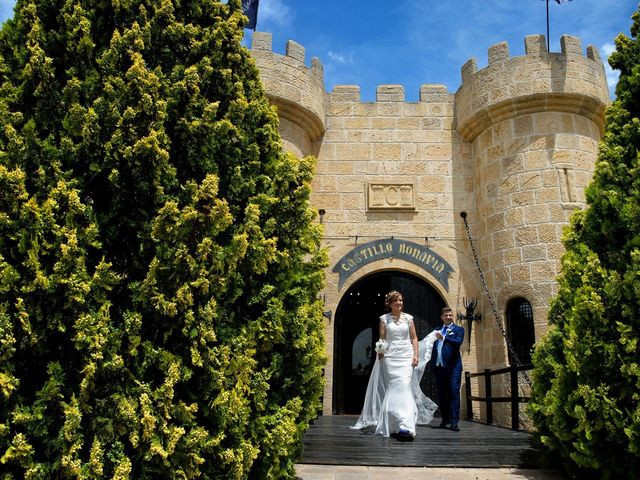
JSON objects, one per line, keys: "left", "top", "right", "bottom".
{"left": 374, "top": 339, "right": 389, "bottom": 354}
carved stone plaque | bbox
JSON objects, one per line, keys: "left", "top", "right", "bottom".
{"left": 367, "top": 183, "right": 415, "bottom": 210}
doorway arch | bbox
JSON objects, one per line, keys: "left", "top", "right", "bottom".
{"left": 332, "top": 270, "right": 446, "bottom": 415}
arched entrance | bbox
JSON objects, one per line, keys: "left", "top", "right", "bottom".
{"left": 332, "top": 270, "right": 446, "bottom": 415}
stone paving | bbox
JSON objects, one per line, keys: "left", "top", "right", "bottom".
{"left": 295, "top": 464, "right": 567, "bottom": 480}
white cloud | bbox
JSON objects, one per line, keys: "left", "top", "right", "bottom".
{"left": 601, "top": 42, "right": 620, "bottom": 97}
{"left": 258, "top": 0, "right": 293, "bottom": 28}
{"left": 601, "top": 43, "right": 616, "bottom": 57}
{"left": 327, "top": 51, "right": 351, "bottom": 65}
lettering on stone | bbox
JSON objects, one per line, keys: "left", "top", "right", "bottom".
{"left": 367, "top": 183, "right": 415, "bottom": 210}
{"left": 332, "top": 239, "right": 453, "bottom": 291}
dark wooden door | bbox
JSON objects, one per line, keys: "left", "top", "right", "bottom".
{"left": 332, "top": 271, "right": 445, "bottom": 415}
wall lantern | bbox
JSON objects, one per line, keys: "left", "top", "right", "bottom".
{"left": 457, "top": 297, "right": 482, "bottom": 351}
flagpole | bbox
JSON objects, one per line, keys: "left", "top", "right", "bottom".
{"left": 546, "top": 0, "right": 550, "bottom": 51}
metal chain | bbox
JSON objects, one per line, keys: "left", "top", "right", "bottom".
{"left": 461, "top": 213, "right": 532, "bottom": 387}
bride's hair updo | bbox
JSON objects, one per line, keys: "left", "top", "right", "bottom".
{"left": 385, "top": 290, "right": 403, "bottom": 310}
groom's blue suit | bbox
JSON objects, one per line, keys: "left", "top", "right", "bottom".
{"left": 430, "top": 322, "right": 464, "bottom": 429}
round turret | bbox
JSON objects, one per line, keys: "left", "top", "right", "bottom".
{"left": 250, "top": 32, "right": 326, "bottom": 157}
{"left": 455, "top": 34, "right": 610, "bottom": 345}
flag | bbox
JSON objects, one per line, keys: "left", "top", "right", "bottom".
{"left": 242, "top": 0, "right": 259, "bottom": 30}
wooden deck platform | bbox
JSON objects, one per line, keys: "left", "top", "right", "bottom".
{"left": 300, "top": 415, "right": 546, "bottom": 468}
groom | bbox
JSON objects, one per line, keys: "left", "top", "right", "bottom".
{"left": 431, "top": 307, "right": 465, "bottom": 431}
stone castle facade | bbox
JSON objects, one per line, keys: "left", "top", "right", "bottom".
{"left": 250, "top": 32, "right": 610, "bottom": 421}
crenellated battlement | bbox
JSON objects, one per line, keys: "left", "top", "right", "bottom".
{"left": 250, "top": 32, "right": 326, "bottom": 144}
{"left": 460, "top": 34, "right": 602, "bottom": 83}
{"left": 249, "top": 32, "right": 609, "bottom": 160}
{"left": 329, "top": 83, "right": 452, "bottom": 103}
{"left": 251, "top": 31, "right": 325, "bottom": 77}
{"left": 455, "top": 34, "right": 609, "bottom": 141}
{"left": 250, "top": 33, "right": 608, "bottom": 146}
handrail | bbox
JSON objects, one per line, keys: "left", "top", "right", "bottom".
{"left": 464, "top": 364, "right": 533, "bottom": 430}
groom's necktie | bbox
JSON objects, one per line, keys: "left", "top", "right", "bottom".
{"left": 436, "top": 326, "right": 447, "bottom": 366}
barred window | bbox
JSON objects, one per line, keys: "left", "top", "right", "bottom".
{"left": 505, "top": 298, "right": 535, "bottom": 365}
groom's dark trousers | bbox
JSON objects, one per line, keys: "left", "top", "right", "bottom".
{"left": 431, "top": 322, "right": 464, "bottom": 427}
{"left": 434, "top": 361, "right": 462, "bottom": 426}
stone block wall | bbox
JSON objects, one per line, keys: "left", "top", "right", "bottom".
{"left": 250, "top": 32, "right": 609, "bottom": 420}
{"left": 455, "top": 34, "right": 609, "bottom": 366}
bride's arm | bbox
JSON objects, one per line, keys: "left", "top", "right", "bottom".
{"left": 409, "top": 319, "right": 419, "bottom": 366}
{"left": 378, "top": 318, "right": 386, "bottom": 359}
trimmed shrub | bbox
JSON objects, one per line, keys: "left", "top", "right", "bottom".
{"left": 0, "top": 0, "right": 326, "bottom": 478}
{"left": 530, "top": 8, "right": 640, "bottom": 479}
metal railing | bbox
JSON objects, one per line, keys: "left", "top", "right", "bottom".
{"left": 464, "top": 364, "right": 533, "bottom": 430}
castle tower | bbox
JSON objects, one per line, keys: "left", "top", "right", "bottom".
{"left": 455, "top": 35, "right": 610, "bottom": 367}
{"left": 250, "top": 32, "right": 326, "bottom": 158}
{"left": 249, "top": 32, "right": 609, "bottom": 420}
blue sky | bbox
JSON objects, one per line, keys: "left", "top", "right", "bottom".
{"left": 248, "top": 0, "right": 635, "bottom": 100}
{"left": 0, "top": 0, "right": 635, "bottom": 100}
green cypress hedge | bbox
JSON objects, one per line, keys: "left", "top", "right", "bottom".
{"left": 530, "top": 8, "right": 640, "bottom": 479}
{"left": 0, "top": 1, "right": 327, "bottom": 478}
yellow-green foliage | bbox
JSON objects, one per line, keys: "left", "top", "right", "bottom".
{"left": 0, "top": 0, "right": 326, "bottom": 478}
{"left": 530, "top": 8, "right": 640, "bottom": 479}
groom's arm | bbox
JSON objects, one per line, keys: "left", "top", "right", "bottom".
{"left": 445, "top": 325, "right": 465, "bottom": 346}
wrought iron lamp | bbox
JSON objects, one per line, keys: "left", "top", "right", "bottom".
{"left": 457, "top": 297, "right": 481, "bottom": 351}
{"left": 319, "top": 292, "right": 332, "bottom": 321}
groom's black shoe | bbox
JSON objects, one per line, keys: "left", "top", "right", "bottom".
{"left": 438, "top": 422, "right": 449, "bottom": 429}
{"left": 449, "top": 424, "right": 460, "bottom": 432}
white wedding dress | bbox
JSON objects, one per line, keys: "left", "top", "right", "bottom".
{"left": 352, "top": 313, "right": 438, "bottom": 437}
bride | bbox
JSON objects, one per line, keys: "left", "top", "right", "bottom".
{"left": 352, "top": 290, "right": 438, "bottom": 439}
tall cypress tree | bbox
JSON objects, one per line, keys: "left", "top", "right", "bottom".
{"left": 530, "top": 7, "right": 640, "bottom": 479}
{"left": 0, "top": 0, "right": 327, "bottom": 478}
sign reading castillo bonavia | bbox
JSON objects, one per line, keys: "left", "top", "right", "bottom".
{"left": 332, "top": 239, "right": 453, "bottom": 291}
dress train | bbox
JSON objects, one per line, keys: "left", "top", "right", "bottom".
{"left": 351, "top": 330, "right": 438, "bottom": 436}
